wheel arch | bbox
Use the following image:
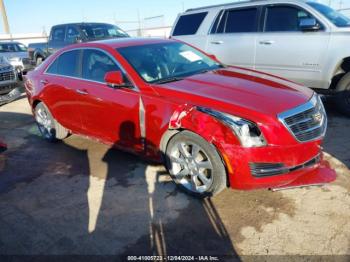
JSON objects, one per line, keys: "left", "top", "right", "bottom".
{"left": 34, "top": 50, "right": 45, "bottom": 62}
{"left": 161, "top": 105, "right": 241, "bottom": 188}
{"left": 330, "top": 57, "right": 350, "bottom": 90}
{"left": 32, "top": 99, "right": 42, "bottom": 109}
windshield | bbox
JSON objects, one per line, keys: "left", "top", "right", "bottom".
{"left": 308, "top": 2, "right": 350, "bottom": 27}
{"left": 117, "top": 42, "right": 223, "bottom": 83}
{"left": 0, "top": 43, "right": 27, "bottom": 52}
{"left": 81, "top": 24, "right": 129, "bottom": 39}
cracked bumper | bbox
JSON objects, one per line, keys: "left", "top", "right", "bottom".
{"left": 222, "top": 140, "right": 336, "bottom": 190}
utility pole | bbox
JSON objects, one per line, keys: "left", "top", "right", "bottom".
{"left": 137, "top": 9, "right": 142, "bottom": 37}
{"left": 339, "top": 0, "right": 343, "bottom": 10}
{"left": 0, "top": 0, "right": 10, "bottom": 35}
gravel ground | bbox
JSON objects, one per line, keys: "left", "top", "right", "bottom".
{"left": 0, "top": 96, "right": 349, "bottom": 260}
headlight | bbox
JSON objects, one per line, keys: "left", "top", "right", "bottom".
{"left": 0, "top": 56, "right": 9, "bottom": 64}
{"left": 197, "top": 107, "right": 267, "bottom": 147}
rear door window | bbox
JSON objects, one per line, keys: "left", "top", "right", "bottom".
{"left": 212, "top": 7, "right": 258, "bottom": 34}
{"left": 66, "top": 26, "right": 80, "bottom": 43}
{"left": 225, "top": 8, "right": 258, "bottom": 33}
{"left": 173, "top": 12, "right": 208, "bottom": 36}
{"left": 51, "top": 27, "right": 66, "bottom": 42}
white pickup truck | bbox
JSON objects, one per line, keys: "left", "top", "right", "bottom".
{"left": 171, "top": 0, "right": 350, "bottom": 115}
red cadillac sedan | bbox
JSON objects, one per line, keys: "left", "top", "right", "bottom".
{"left": 24, "top": 38, "right": 335, "bottom": 197}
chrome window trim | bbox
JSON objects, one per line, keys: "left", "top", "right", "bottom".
{"left": 278, "top": 93, "right": 327, "bottom": 143}
{"left": 208, "top": 9, "right": 224, "bottom": 34}
{"left": 43, "top": 47, "right": 139, "bottom": 92}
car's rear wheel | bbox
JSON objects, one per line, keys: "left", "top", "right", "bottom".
{"left": 165, "top": 130, "right": 227, "bottom": 198}
{"left": 34, "top": 102, "right": 68, "bottom": 142}
{"left": 335, "top": 72, "right": 350, "bottom": 116}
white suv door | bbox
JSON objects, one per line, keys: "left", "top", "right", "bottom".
{"left": 255, "top": 4, "right": 330, "bottom": 88}
{"left": 206, "top": 7, "right": 260, "bottom": 69}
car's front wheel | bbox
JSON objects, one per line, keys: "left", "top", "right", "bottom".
{"left": 165, "top": 130, "right": 227, "bottom": 197}
{"left": 34, "top": 102, "right": 68, "bottom": 142}
{"left": 335, "top": 72, "right": 350, "bottom": 116}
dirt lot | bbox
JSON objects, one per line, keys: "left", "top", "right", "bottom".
{"left": 0, "top": 96, "right": 349, "bottom": 259}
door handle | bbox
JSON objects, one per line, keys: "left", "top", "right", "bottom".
{"left": 259, "top": 40, "right": 275, "bottom": 45}
{"left": 210, "top": 41, "right": 224, "bottom": 45}
{"left": 40, "top": 79, "right": 49, "bottom": 85}
{"left": 76, "top": 89, "right": 88, "bottom": 95}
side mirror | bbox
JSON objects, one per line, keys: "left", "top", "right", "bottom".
{"left": 299, "top": 18, "right": 320, "bottom": 31}
{"left": 105, "top": 71, "right": 128, "bottom": 88}
{"left": 207, "top": 54, "right": 219, "bottom": 62}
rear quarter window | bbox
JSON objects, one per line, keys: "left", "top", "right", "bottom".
{"left": 173, "top": 12, "right": 208, "bottom": 36}
{"left": 46, "top": 50, "right": 80, "bottom": 77}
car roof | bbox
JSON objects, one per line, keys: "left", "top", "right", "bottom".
{"left": 77, "top": 37, "right": 175, "bottom": 49}
{"left": 52, "top": 22, "right": 116, "bottom": 27}
{"left": 185, "top": 0, "right": 309, "bottom": 12}
{"left": 0, "top": 41, "right": 21, "bottom": 45}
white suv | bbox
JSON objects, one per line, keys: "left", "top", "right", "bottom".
{"left": 171, "top": 0, "right": 350, "bottom": 115}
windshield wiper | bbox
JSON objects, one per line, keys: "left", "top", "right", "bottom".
{"left": 196, "top": 65, "right": 225, "bottom": 75}
{"left": 153, "top": 76, "right": 184, "bottom": 84}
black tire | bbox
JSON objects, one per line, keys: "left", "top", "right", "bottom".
{"left": 335, "top": 72, "right": 350, "bottom": 116}
{"left": 165, "top": 130, "right": 227, "bottom": 198}
{"left": 34, "top": 102, "right": 69, "bottom": 142}
{"left": 36, "top": 56, "right": 43, "bottom": 66}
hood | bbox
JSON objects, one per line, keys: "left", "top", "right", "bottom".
{"left": 333, "top": 27, "right": 350, "bottom": 33}
{"left": 0, "top": 63, "right": 13, "bottom": 70}
{"left": 0, "top": 52, "right": 28, "bottom": 60}
{"left": 153, "top": 67, "right": 314, "bottom": 118}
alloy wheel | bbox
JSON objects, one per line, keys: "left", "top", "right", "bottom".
{"left": 35, "top": 105, "right": 53, "bottom": 139}
{"left": 169, "top": 141, "right": 214, "bottom": 193}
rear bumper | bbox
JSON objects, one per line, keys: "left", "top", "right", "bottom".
{"left": 223, "top": 140, "right": 336, "bottom": 190}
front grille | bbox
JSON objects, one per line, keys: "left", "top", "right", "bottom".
{"left": 0, "top": 70, "right": 15, "bottom": 81}
{"left": 250, "top": 162, "right": 287, "bottom": 177}
{"left": 250, "top": 154, "right": 321, "bottom": 178}
{"left": 0, "top": 84, "right": 16, "bottom": 95}
{"left": 278, "top": 94, "right": 327, "bottom": 142}
{"left": 0, "top": 66, "right": 13, "bottom": 72}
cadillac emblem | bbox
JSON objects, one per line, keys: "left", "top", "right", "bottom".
{"left": 312, "top": 112, "right": 322, "bottom": 123}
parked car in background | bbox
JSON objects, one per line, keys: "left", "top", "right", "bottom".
{"left": 24, "top": 38, "right": 335, "bottom": 197}
{"left": 0, "top": 56, "right": 20, "bottom": 105}
{"left": 171, "top": 0, "right": 350, "bottom": 116}
{"left": 0, "top": 41, "right": 35, "bottom": 79}
{"left": 28, "top": 23, "right": 129, "bottom": 66}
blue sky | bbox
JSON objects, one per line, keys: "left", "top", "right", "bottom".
{"left": 2, "top": 0, "right": 350, "bottom": 34}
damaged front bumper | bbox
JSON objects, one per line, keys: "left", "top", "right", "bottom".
{"left": 223, "top": 140, "right": 336, "bottom": 190}
{"left": 0, "top": 87, "right": 22, "bottom": 106}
